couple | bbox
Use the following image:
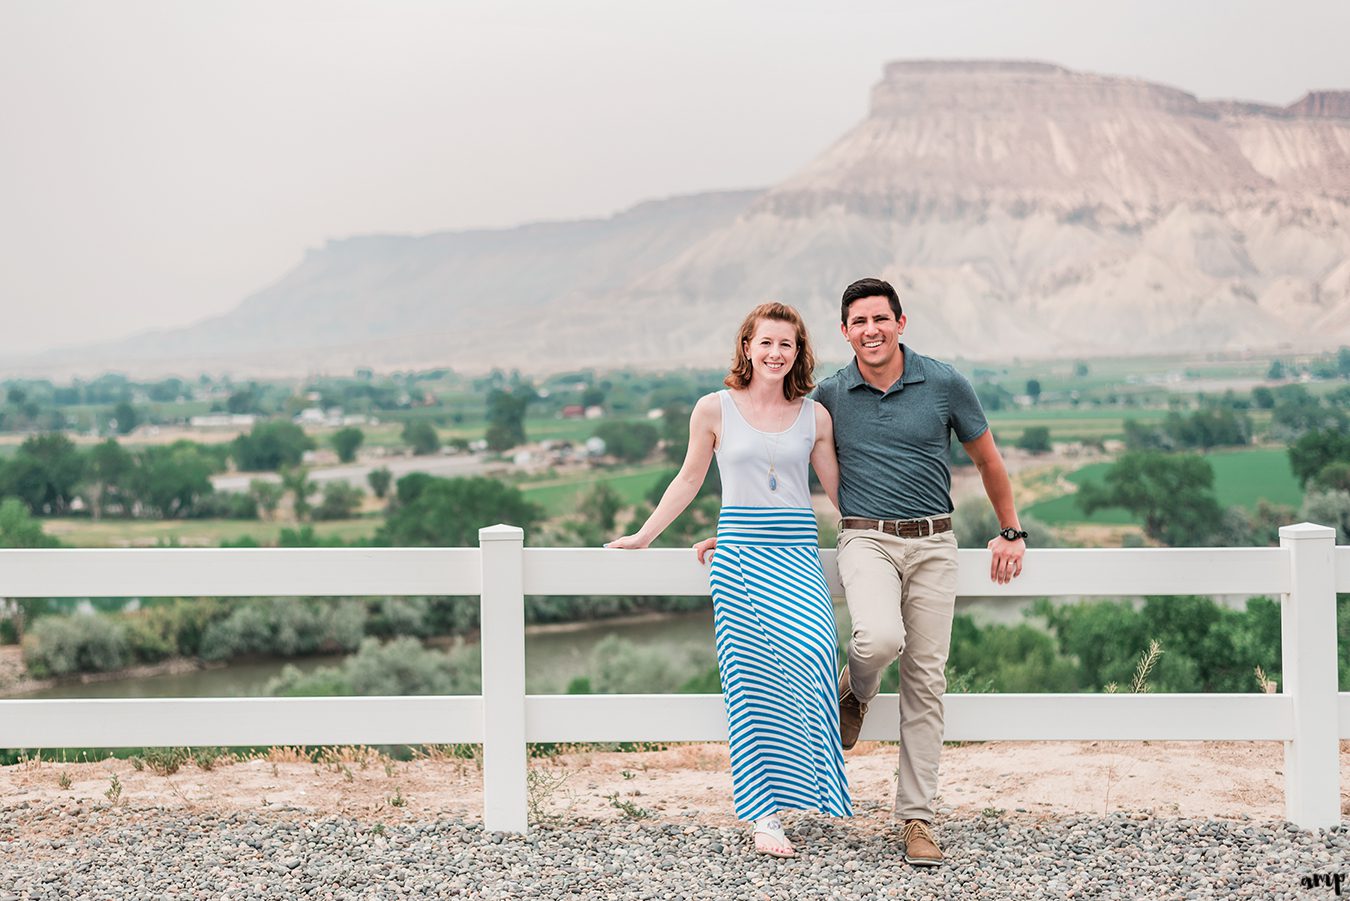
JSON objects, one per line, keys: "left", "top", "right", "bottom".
{"left": 607, "top": 278, "right": 1027, "bottom": 865}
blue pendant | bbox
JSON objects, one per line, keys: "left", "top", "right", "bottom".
{"left": 769, "top": 473, "right": 778, "bottom": 491}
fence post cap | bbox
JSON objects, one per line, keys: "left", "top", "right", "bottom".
{"left": 1278, "top": 522, "right": 1337, "bottom": 541}
{"left": 479, "top": 524, "right": 525, "bottom": 542}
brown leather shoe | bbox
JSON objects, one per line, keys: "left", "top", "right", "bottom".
{"left": 901, "top": 819, "right": 944, "bottom": 867}
{"left": 838, "top": 665, "right": 867, "bottom": 750}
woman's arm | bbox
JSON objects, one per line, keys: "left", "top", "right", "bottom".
{"left": 810, "top": 402, "right": 841, "bottom": 515}
{"left": 606, "top": 394, "right": 719, "bottom": 549}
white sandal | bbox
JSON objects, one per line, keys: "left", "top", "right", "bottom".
{"left": 752, "top": 816, "right": 796, "bottom": 858}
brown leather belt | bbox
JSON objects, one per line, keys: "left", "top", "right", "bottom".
{"left": 840, "top": 516, "right": 953, "bottom": 538}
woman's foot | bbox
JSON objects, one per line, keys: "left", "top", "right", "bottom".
{"left": 752, "top": 816, "right": 796, "bottom": 858}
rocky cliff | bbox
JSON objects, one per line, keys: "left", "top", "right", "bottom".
{"left": 11, "top": 61, "right": 1350, "bottom": 376}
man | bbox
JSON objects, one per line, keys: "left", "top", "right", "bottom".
{"left": 699, "top": 277, "right": 1027, "bottom": 867}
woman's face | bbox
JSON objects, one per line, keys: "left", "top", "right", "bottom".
{"left": 743, "top": 318, "right": 798, "bottom": 387}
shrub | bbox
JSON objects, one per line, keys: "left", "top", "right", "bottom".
{"left": 199, "top": 598, "right": 367, "bottom": 661}
{"left": 312, "top": 482, "right": 364, "bottom": 520}
{"left": 584, "top": 635, "right": 714, "bottom": 694}
{"left": 23, "top": 614, "right": 129, "bottom": 677}
{"left": 265, "top": 637, "right": 482, "bottom": 696}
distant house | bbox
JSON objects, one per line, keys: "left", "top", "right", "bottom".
{"left": 561, "top": 405, "right": 586, "bottom": 419}
{"left": 189, "top": 414, "right": 256, "bottom": 429}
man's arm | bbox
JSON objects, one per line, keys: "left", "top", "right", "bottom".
{"left": 961, "top": 429, "right": 1025, "bottom": 584}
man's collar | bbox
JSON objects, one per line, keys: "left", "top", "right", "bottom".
{"left": 844, "top": 345, "right": 926, "bottom": 392}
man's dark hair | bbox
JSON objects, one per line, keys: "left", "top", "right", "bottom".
{"left": 841, "top": 278, "right": 902, "bottom": 323}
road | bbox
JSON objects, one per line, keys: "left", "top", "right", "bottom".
{"left": 211, "top": 453, "right": 494, "bottom": 492}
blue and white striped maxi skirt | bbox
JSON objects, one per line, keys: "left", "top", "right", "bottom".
{"left": 708, "top": 506, "right": 852, "bottom": 821}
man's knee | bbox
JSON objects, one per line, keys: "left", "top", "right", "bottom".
{"left": 852, "top": 624, "right": 905, "bottom": 666}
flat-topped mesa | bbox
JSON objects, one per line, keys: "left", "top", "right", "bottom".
{"left": 760, "top": 61, "right": 1258, "bottom": 220}
{"left": 871, "top": 60, "right": 1207, "bottom": 119}
{"left": 1207, "top": 91, "right": 1350, "bottom": 120}
{"left": 1287, "top": 91, "right": 1350, "bottom": 119}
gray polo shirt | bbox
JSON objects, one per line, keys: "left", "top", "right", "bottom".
{"left": 813, "top": 348, "right": 989, "bottom": 520}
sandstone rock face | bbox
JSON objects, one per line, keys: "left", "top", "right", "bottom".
{"left": 11, "top": 61, "right": 1350, "bottom": 377}
{"left": 569, "top": 61, "right": 1350, "bottom": 367}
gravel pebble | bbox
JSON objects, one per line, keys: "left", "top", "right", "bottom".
{"left": 0, "top": 809, "right": 1345, "bottom": 899}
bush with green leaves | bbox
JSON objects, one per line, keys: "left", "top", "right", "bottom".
{"left": 231, "top": 421, "right": 315, "bottom": 471}
{"left": 199, "top": 598, "right": 367, "bottom": 661}
{"left": 23, "top": 614, "right": 129, "bottom": 677}
{"left": 331, "top": 427, "right": 365, "bottom": 463}
{"left": 1015, "top": 426, "right": 1052, "bottom": 454}
{"left": 401, "top": 421, "right": 440, "bottom": 455}
{"left": 580, "top": 635, "right": 715, "bottom": 694}
{"left": 312, "top": 481, "right": 364, "bottom": 521}
{"left": 265, "top": 636, "right": 482, "bottom": 696}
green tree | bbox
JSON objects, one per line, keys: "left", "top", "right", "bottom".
{"left": 367, "top": 466, "right": 393, "bottom": 500}
{"left": 248, "top": 478, "right": 286, "bottom": 520}
{"left": 1251, "top": 386, "right": 1275, "bottom": 409}
{"left": 0, "top": 497, "right": 59, "bottom": 549}
{"left": 1300, "top": 489, "right": 1350, "bottom": 544}
{"left": 1025, "top": 379, "right": 1042, "bottom": 405}
{"left": 1267, "top": 359, "right": 1286, "bottom": 380}
{"left": 1077, "top": 452, "right": 1223, "bottom": 546}
{"left": 313, "top": 481, "right": 364, "bottom": 521}
{"left": 232, "top": 421, "right": 315, "bottom": 471}
{"left": 485, "top": 389, "right": 530, "bottom": 451}
{"left": 1289, "top": 429, "right": 1350, "bottom": 486}
{"left": 377, "top": 476, "right": 542, "bottom": 547}
{"left": 662, "top": 404, "right": 691, "bottom": 463}
{"left": 83, "top": 438, "right": 134, "bottom": 519}
{"left": 593, "top": 421, "right": 660, "bottom": 463}
{"left": 280, "top": 467, "right": 318, "bottom": 521}
{"left": 1015, "top": 426, "right": 1051, "bottom": 454}
{"left": 0, "top": 433, "right": 86, "bottom": 515}
{"left": 401, "top": 421, "right": 440, "bottom": 456}
{"left": 331, "top": 427, "right": 365, "bottom": 463}
{"left": 131, "top": 444, "right": 216, "bottom": 518}
{"left": 111, "top": 400, "right": 139, "bottom": 435}
{"left": 226, "top": 385, "right": 261, "bottom": 414}
{"left": 1312, "top": 461, "right": 1350, "bottom": 493}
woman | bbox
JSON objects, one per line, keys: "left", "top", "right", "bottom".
{"left": 606, "top": 302, "right": 851, "bottom": 857}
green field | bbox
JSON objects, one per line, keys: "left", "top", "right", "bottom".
{"left": 521, "top": 465, "right": 671, "bottom": 517}
{"left": 1024, "top": 448, "right": 1303, "bottom": 525}
{"left": 42, "top": 516, "right": 381, "bottom": 548}
{"left": 357, "top": 415, "right": 649, "bottom": 449}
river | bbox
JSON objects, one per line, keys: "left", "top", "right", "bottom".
{"left": 10, "top": 597, "right": 1031, "bottom": 701}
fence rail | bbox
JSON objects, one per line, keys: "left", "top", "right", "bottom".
{"left": 1, "top": 522, "right": 1346, "bottom": 832}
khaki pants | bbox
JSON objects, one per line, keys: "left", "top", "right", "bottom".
{"left": 836, "top": 527, "right": 958, "bottom": 822}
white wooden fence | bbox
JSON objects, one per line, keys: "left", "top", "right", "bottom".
{"left": 1, "top": 522, "right": 1347, "bottom": 832}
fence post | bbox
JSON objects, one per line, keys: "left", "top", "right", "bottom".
{"left": 479, "top": 524, "right": 528, "bottom": 834}
{"left": 1280, "top": 522, "right": 1340, "bottom": 830}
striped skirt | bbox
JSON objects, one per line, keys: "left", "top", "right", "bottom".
{"left": 708, "top": 506, "right": 852, "bottom": 820}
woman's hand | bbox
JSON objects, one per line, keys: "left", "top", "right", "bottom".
{"left": 605, "top": 534, "right": 650, "bottom": 550}
{"left": 693, "top": 536, "right": 717, "bottom": 563}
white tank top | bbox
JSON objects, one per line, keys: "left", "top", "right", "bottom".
{"left": 715, "top": 389, "right": 816, "bottom": 508}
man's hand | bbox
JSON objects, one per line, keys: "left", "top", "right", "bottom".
{"left": 693, "top": 536, "right": 718, "bottom": 564}
{"left": 986, "top": 535, "right": 1025, "bottom": 584}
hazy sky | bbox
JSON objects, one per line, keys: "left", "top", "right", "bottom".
{"left": 2, "top": 0, "right": 1347, "bottom": 358}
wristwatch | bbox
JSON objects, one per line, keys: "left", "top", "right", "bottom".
{"left": 999, "top": 527, "right": 1028, "bottom": 542}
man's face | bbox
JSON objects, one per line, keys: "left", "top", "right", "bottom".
{"left": 841, "top": 296, "right": 906, "bottom": 370}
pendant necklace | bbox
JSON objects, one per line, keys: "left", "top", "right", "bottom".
{"left": 750, "top": 392, "right": 789, "bottom": 492}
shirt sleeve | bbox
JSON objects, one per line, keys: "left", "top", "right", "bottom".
{"left": 949, "top": 372, "right": 990, "bottom": 444}
{"left": 809, "top": 377, "right": 834, "bottom": 415}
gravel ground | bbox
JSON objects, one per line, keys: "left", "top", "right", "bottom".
{"left": 1, "top": 805, "right": 1346, "bottom": 900}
